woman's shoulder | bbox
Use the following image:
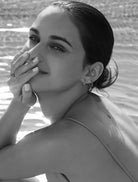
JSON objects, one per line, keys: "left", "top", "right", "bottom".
{"left": 100, "top": 94, "right": 138, "bottom": 138}
{"left": 91, "top": 93, "right": 138, "bottom": 180}
{"left": 40, "top": 97, "right": 138, "bottom": 180}
{"left": 64, "top": 92, "right": 138, "bottom": 180}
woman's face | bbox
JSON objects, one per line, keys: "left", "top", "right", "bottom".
{"left": 27, "top": 6, "right": 85, "bottom": 94}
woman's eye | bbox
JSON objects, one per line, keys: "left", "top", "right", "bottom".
{"left": 28, "top": 35, "right": 40, "bottom": 44}
{"left": 49, "top": 43, "right": 66, "bottom": 53}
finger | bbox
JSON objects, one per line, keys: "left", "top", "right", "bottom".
{"left": 14, "top": 57, "right": 39, "bottom": 77}
{"left": 12, "top": 42, "right": 40, "bottom": 72}
{"left": 15, "top": 44, "right": 30, "bottom": 62}
{"left": 12, "top": 48, "right": 28, "bottom": 67}
{"left": 8, "top": 66, "right": 39, "bottom": 97}
{"left": 7, "top": 76, "right": 22, "bottom": 97}
{"left": 27, "top": 43, "right": 41, "bottom": 59}
{"left": 14, "top": 42, "right": 29, "bottom": 59}
{"left": 13, "top": 49, "right": 26, "bottom": 61}
{"left": 11, "top": 52, "right": 30, "bottom": 74}
{"left": 22, "top": 84, "right": 32, "bottom": 106}
{"left": 18, "top": 67, "right": 39, "bottom": 85}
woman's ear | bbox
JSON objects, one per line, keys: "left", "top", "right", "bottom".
{"left": 81, "top": 62, "right": 104, "bottom": 84}
{"left": 89, "top": 62, "right": 104, "bottom": 82}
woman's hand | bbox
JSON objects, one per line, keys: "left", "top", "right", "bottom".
{"left": 8, "top": 50, "right": 39, "bottom": 108}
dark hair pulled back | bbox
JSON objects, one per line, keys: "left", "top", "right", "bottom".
{"left": 51, "top": 0, "right": 118, "bottom": 89}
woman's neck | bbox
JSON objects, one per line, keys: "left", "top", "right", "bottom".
{"left": 37, "top": 86, "right": 88, "bottom": 124}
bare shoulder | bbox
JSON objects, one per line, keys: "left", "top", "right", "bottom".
{"left": 0, "top": 120, "right": 76, "bottom": 179}
{"left": 101, "top": 95, "right": 138, "bottom": 133}
{"left": 61, "top": 94, "right": 138, "bottom": 180}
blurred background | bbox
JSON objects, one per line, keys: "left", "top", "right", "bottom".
{"left": 0, "top": 0, "right": 138, "bottom": 140}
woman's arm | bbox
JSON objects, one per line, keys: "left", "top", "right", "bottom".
{"left": 0, "top": 49, "right": 39, "bottom": 148}
{"left": 0, "top": 99, "right": 29, "bottom": 148}
{"left": 0, "top": 119, "right": 69, "bottom": 180}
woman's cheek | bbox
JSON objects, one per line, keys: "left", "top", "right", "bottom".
{"left": 52, "top": 61, "right": 81, "bottom": 84}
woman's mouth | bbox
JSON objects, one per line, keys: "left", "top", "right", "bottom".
{"left": 38, "top": 69, "right": 48, "bottom": 75}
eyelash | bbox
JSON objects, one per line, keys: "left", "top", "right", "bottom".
{"left": 28, "top": 35, "right": 67, "bottom": 53}
{"left": 48, "top": 43, "right": 67, "bottom": 53}
{"left": 28, "top": 35, "right": 40, "bottom": 44}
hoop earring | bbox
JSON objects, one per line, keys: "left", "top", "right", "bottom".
{"left": 81, "top": 79, "right": 93, "bottom": 92}
{"left": 88, "top": 82, "right": 93, "bottom": 92}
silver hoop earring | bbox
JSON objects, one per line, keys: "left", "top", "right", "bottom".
{"left": 81, "top": 79, "right": 93, "bottom": 92}
{"left": 88, "top": 82, "right": 93, "bottom": 92}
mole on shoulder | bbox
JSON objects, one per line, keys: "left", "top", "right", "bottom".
{"left": 107, "top": 114, "right": 112, "bottom": 119}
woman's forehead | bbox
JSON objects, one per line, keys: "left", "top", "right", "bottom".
{"left": 38, "top": 6, "right": 65, "bottom": 18}
{"left": 32, "top": 6, "right": 83, "bottom": 48}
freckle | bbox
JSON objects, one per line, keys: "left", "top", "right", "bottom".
{"left": 107, "top": 114, "right": 112, "bottom": 119}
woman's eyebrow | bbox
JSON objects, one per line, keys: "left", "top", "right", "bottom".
{"left": 29, "top": 29, "right": 72, "bottom": 48}
{"left": 50, "top": 35, "right": 73, "bottom": 48}
{"left": 29, "top": 27, "right": 40, "bottom": 35}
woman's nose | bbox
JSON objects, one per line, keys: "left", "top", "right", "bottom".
{"left": 22, "top": 42, "right": 46, "bottom": 65}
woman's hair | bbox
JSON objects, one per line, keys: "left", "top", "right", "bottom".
{"left": 50, "top": 0, "right": 118, "bottom": 89}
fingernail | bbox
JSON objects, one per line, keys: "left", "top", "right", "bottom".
{"left": 32, "top": 67, "right": 39, "bottom": 72}
{"left": 24, "top": 84, "right": 30, "bottom": 91}
{"left": 23, "top": 52, "right": 29, "bottom": 59}
{"left": 24, "top": 62, "right": 28, "bottom": 66}
{"left": 33, "top": 57, "right": 39, "bottom": 63}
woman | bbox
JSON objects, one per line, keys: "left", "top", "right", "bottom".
{"left": 0, "top": 1, "right": 138, "bottom": 182}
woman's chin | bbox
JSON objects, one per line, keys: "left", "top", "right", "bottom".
{"left": 28, "top": 72, "right": 48, "bottom": 88}
{"left": 28, "top": 74, "right": 46, "bottom": 92}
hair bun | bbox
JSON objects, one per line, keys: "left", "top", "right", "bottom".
{"left": 93, "top": 61, "right": 118, "bottom": 89}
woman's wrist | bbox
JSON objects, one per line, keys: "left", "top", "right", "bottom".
{"left": 10, "top": 97, "right": 31, "bottom": 113}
